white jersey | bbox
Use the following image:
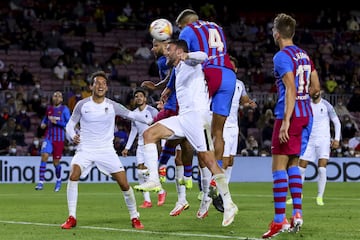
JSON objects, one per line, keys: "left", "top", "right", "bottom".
{"left": 310, "top": 98, "right": 341, "bottom": 141}
{"left": 158, "top": 59, "right": 213, "bottom": 152}
{"left": 126, "top": 105, "right": 159, "bottom": 148}
{"left": 300, "top": 98, "right": 341, "bottom": 161}
{"left": 174, "top": 61, "right": 210, "bottom": 114}
{"left": 66, "top": 97, "right": 152, "bottom": 151}
{"left": 224, "top": 79, "right": 247, "bottom": 128}
{"left": 223, "top": 79, "right": 247, "bottom": 157}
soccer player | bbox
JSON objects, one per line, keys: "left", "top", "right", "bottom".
{"left": 262, "top": 13, "right": 321, "bottom": 239}
{"left": 223, "top": 56, "right": 257, "bottom": 182}
{"left": 286, "top": 92, "right": 341, "bottom": 206}
{"left": 61, "top": 70, "right": 152, "bottom": 230}
{"left": 35, "top": 91, "right": 71, "bottom": 192}
{"left": 135, "top": 39, "right": 238, "bottom": 227}
{"left": 141, "top": 38, "right": 193, "bottom": 216}
{"left": 209, "top": 56, "right": 257, "bottom": 213}
{"left": 121, "top": 88, "right": 164, "bottom": 208}
{"left": 175, "top": 9, "right": 236, "bottom": 204}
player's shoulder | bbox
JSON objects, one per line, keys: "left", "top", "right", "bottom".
{"left": 321, "top": 98, "right": 335, "bottom": 109}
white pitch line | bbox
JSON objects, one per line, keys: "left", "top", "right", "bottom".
{"left": 0, "top": 220, "right": 263, "bottom": 240}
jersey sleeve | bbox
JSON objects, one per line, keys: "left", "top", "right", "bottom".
{"left": 65, "top": 101, "right": 83, "bottom": 140}
{"left": 324, "top": 99, "right": 342, "bottom": 141}
{"left": 113, "top": 101, "right": 153, "bottom": 125}
{"left": 57, "top": 106, "right": 71, "bottom": 128}
{"left": 125, "top": 120, "right": 137, "bottom": 150}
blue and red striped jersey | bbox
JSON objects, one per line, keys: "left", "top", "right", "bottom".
{"left": 42, "top": 104, "right": 71, "bottom": 141}
{"left": 179, "top": 20, "right": 233, "bottom": 70}
{"left": 273, "top": 45, "right": 314, "bottom": 119}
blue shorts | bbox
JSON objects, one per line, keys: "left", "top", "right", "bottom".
{"left": 40, "top": 138, "right": 64, "bottom": 160}
{"left": 204, "top": 65, "right": 236, "bottom": 117}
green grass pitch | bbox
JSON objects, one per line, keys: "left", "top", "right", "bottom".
{"left": 1, "top": 182, "right": 359, "bottom": 240}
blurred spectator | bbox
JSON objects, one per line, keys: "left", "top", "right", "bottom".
{"left": 8, "top": 139, "right": 19, "bottom": 156}
{"left": 53, "top": 59, "right": 68, "bottom": 80}
{"left": 104, "top": 62, "right": 118, "bottom": 81}
{"left": 19, "top": 65, "right": 35, "bottom": 86}
{"left": 81, "top": 82, "right": 92, "bottom": 98}
{"left": 240, "top": 107, "right": 260, "bottom": 138}
{"left": 0, "top": 32, "right": 11, "bottom": 54}
{"left": 28, "top": 80, "right": 45, "bottom": 100}
{"left": 108, "top": 46, "right": 125, "bottom": 65}
{"left": 248, "top": 44, "right": 264, "bottom": 68}
{"left": 2, "top": 93, "right": 16, "bottom": 116}
{"left": 346, "top": 86, "right": 360, "bottom": 112}
{"left": 15, "top": 106, "right": 31, "bottom": 131}
{"left": 63, "top": 141, "right": 77, "bottom": 156}
{"left": 72, "top": 19, "right": 86, "bottom": 37}
{"left": 240, "top": 135, "right": 259, "bottom": 156}
{"left": 134, "top": 41, "right": 152, "bottom": 60}
{"left": 348, "top": 131, "right": 360, "bottom": 156}
{"left": 252, "top": 68, "right": 265, "bottom": 86}
{"left": 23, "top": 5, "right": 37, "bottom": 23}
{"left": 299, "top": 28, "right": 315, "bottom": 45}
{"left": 67, "top": 87, "right": 83, "bottom": 112}
{"left": 0, "top": 106, "right": 10, "bottom": 129}
{"left": 334, "top": 97, "right": 353, "bottom": 119}
{"left": 59, "top": 19, "right": 72, "bottom": 35}
{"left": 71, "top": 50, "right": 84, "bottom": 68}
{"left": 341, "top": 115, "right": 357, "bottom": 139}
{"left": 85, "top": 58, "right": 103, "bottom": 75}
{"left": 324, "top": 74, "right": 338, "bottom": 93}
{"left": 318, "top": 37, "right": 334, "bottom": 55}
{"left": 70, "top": 73, "right": 87, "bottom": 90}
{"left": 0, "top": 117, "right": 16, "bottom": 138}
{"left": 28, "top": 137, "right": 41, "bottom": 156}
{"left": 0, "top": 72, "right": 13, "bottom": 90}
{"left": 11, "top": 123, "right": 26, "bottom": 146}
{"left": 94, "top": 2, "right": 106, "bottom": 36}
{"left": 80, "top": 38, "right": 95, "bottom": 65}
{"left": 14, "top": 92, "right": 27, "bottom": 114}
{"left": 28, "top": 94, "right": 42, "bottom": 118}
{"left": 261, "top": 117, "right": 274, "bottom": 152}
{"left": 68, "top": 63, "right": 85, "bottom": 81}
{"left": 43, "top": 27, "right": 65, "bottom": 55}
{"left": 72, "top": 1, "right": 85, "bottom": 19}
{"left": 40, "top": 50, "right": 56, "bottom": 68}
{"left": 0, "top": 131, "right": 10, "bottom": 155}
{"left": 346, "top": 15, "right": 359, "bottom": 31}
{"left": 6, "top": 64, "right": 19, "bottom": 84}
{"left": 21, "top": 28, "right": 40, "bottom": 51}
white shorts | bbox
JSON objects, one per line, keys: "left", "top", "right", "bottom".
{"left": 136, "top": 145, "right": 145, "bottom": 165}
{"left": 300, "top": 137, "right": 330, "bottom": 162}
{"left": 223, "top": 126, "right": 239, "bottom": 157}
{"left": 71, "top": 148, "right": 124, "bottom": 178}
{"left": 158, "top": 110, "right": 213, "bottom": 152}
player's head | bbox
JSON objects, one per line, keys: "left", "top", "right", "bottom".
{"left": 166, "top": 39, "right": 189, "bottom": 66}
{"left": 175, "top": 9, "right": 198, "bottom": 29}
{"left": 272, "top": 13, "right": 296, "bottom": 45}
{"left": 133, "top": 88, "right": 147, "bottom": 107}
{"left": 229, "top": 56, "right": 238, "bottom": 73}
{"left": 311, "top": 90, "right": 321, "bottom": 102}
{"left": 89, "top": 70, "right": 108, "bottom": 98}
{"left": 151, "top": 38, "right": 170, "bottom": 58}
{"left": 52, "top": 91, "right": 63, "bottom": 107}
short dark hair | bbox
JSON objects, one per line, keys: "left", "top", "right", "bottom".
{"left": 133, "top": 87, "right": 147, "bottom": 97}
{"left": 229, "top": 56, "right": 238, "bottom": 68}
{"left": 168, "top": 39, "right": 189, "bottom": 53}
{"left": 89, "top": 70, "right": 108, "bottom": 85}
